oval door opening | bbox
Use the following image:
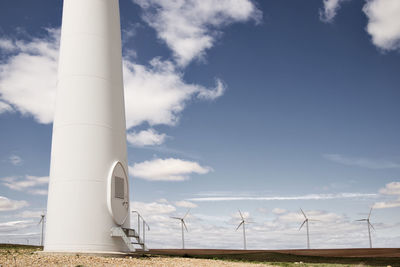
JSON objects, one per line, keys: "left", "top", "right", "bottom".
{"left": 109, "top": 162, "right": 129, "bottom": 225}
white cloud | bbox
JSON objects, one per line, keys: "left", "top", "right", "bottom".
{"left": 2, "top": 175, "right": 49, "bottom": 192}
{"left": 363, "top": 0, "right": 400, "bottom": 51}
{"left": 28, "top": 189, "right": 48, "bottom": 196}
{"left": 121, "top": 199, "right": 399, "bottom": 249}
{"left": 0, "top": 101, "right": 13, "bottom": 113}
{"left": 0, "top": 29, "right": 59, "bottom": 124}
{"left": 0, "top": 196, "right": 28, "bottom": 211}
{"left": 16, "top": 210, "right": 45, "bottom": 219}
{"left": 124, "top": 58, "right": 225, "bottom": 128}
{"left": 0, "top": 220, "right": 34, "bottom": 233}
{"left": 133, "top": 0, "right": 262, "bottom": 66}
{"left": 127, "top": 128, "right": 167, "bottom": 147}
{"left": 373, "top": 201, "right": 400, "bottom": 209}
{"left": 319, "top": 0, "right": 348, "bottom": 23}
{"left": 373, "top": 181, "right": 400, "bottom": 209}
{"left": 8, "top": 154, "right": 22, "bottom": 166}
{"left": 188, "top": 192, "right": 377, "bottom": 202}
{"left": 379, "top": 182, "right": 400, "bottom": 195}
{"left": 272, "top": 208, "right": 287, "bottom": 215}
{"left": 174, "top": 200, "right": 198, "bottom": 208}
{"left": 0, "top": 39, "right": 15, "bottom": 51}
{"left": 131, "top": 201, "right": 176, "bottom": 217}
{"left": 0, "top": 31, "right": 226, "bottom": 129}
{"left": 130, "top": 157, "right": 212, "bottom": 181}
{"left": 323, "top": 154, "right": 400, "bottom": 169}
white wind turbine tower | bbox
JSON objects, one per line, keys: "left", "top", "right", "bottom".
{"left": 38, "top": 213, "right": 45, "bottom": 246}
{"left": 171, "top": 209, "right": 190, "bottom": 249}
{"left": 356, "top": 207, "right": 375, "bottom": 248}
{"left": 236, "top": 209, "right": 251, "bottom": 250}
{"left": 299, "top": 208, "right": 318, "bottom": 249}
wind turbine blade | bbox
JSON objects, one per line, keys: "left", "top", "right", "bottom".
{"left": 299, "top": 220, "right": 306, "bottom": 230}
{"left": 170, "top": 217, "right": 182, "bottom": 220}
{"left": 300, "top": 208, "right": 307, "bottom": 219}
{"left": 356, "top": 219, "right": 367, "bottom": 221}
{"left": 182, "top": 220, "right": 188, "bottom": 232}
{"left": 369, "top": 222, "right": 375, "bottom": 231}
{"left": 368, "top": 207, "right": 373, "bottom": 220}
{"left": 183, "top": 209, "right": 190, "bottom": 219}
{"left": 238, "top": 209, "right": 244, "bottom": 220}
{"left": 236, "top": 221, "right": 244, "bottom": 231}
{"left": 38, "top": 218, "right": 43, "bottom": 225}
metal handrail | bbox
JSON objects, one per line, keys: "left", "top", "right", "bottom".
{"left": 132, "top": 210, "right": 150, "bottom": 244}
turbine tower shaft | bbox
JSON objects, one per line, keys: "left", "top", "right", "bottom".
{"left": 45, "top": 0, "right": 130, "bottom": 253}
{"left": 306, "top": 219, "right": 310, "bottom": 249}
{"left": 367, "top": 219, "right": 372, "bottom": 248}
{"left": 182, "top": 220, "right": 185, "bottom": 249}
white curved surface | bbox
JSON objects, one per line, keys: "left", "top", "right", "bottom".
{"left": 45, "top": 0, "right": 130, "bottom": 253}
{"left": 108, "top": 161, "right": 129, "bottom": 226}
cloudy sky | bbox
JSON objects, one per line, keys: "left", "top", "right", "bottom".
{"left": 1, "top": 0, "right": 400, "bottom": 249}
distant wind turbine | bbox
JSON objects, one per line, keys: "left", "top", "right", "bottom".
{"left": 356, "top": 207, "right": 375, "bottom": 248}
{"left": 236, "top": 209, "right": 252, "bottom": 250}
{"left": 171, "top": 209, "right": 190, "bottom": 249}
{"left": 38, "top": 213, "right": 45, "bottom": 246}
{"left": 299, "top": 208, "right": 318, "bottom": 249}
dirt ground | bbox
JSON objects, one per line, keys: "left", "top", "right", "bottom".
{"left": 151, "top": 248, "right": 400, "bottom": 257}
{"left": 149, "top": 248, "right": 400, "bottom": 266}
{"left": 0, "top": 246, "right": 274, "bottom": 267}
{"left": 2, "top": 245, "right": 400, "bottom": 267}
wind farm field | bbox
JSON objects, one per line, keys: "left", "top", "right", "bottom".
{"left": 149, "top": 248, "right": 400, "bottom": 266}
{"left": 1, "top": 244, "right": 400, "bottom": 266}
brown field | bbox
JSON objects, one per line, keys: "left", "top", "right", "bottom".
{"left": 149, "top": 248, "right": 400, "bottom": 266}
{"left": 1, "top": 244, "right": 400, "bottom": 266}
{"left": 150, "top": 248, "right": 400, "bottom": 257}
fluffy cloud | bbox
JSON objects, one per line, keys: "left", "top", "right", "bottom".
{"left": 319, "top": 0, "right": 348, "bottom": 23}
{"left": 0, "top": 196, "right": 28, "bottom": 211}
{"left": 122, "top": 199, "right": 399, "bottom": 249}
{"left": 127, "top": 128, "right": 167, "bottom": 147}
{"left": 0, "top": 101, "right": 13, "bottom": 113}
{"left": 373, "top": 182, "right": 400, "bottom": 209}
{"left": 0, "top": 220, "right": 34, "bottom": 233}
{"left": 174, "top": 200, "right": 198, "bottom": 208}
{"left": 8, "top": 154, "right": 22, "bottom": 166}
{"left": 124, "top": 58, "right": 225, "bottom": 128}
{"left": 2, "top": 175, "right": 49, "bottom": 195}
{"left": 363, "top": 0, "right": 400, "bottom": 51}
{"left": 0, "top": 30, "right": 225, "bottom": 129}
{"left": 16, "top": 210, "right": 45, "bottom": 219}
{"left": 323, "top": 154, "right": 400, "bottom": 169}
{"left": 0, "top": 29, "right": 58, "bottom": 123}
{"left": 130, "top": 158, "right": 212, "bottom": 181}
{"left": 133, "top": 0, "right": 262, "bottom": 66}
{"left": 131, "top": 201, "right": 176, "bottom": 217}
{"left": 272, "top": 208, "right": 287, "bottom": 215}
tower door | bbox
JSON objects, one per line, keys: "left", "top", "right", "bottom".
{"left": 108, "top": 162, "right": 129, "bottom": 225}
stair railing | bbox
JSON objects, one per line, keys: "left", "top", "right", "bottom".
{"left": 131, "top": 210, "right": 150, "bottom": 245}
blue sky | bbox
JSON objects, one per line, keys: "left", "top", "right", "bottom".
{"left": 1, "top": 0, "right": 400, "bottom": 249}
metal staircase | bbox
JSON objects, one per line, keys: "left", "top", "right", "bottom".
{"left": 110, "top": 211, "right": 150, "bottom": 253}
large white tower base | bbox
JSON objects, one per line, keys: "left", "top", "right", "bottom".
{"left": 45, "top": 0, "right": 131, "bottom": 253}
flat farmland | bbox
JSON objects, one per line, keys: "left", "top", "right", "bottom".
{"left": 149, "top": 248, "right": 400, "bottom": 266}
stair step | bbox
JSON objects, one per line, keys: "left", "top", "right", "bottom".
{"left": 131, "top": 242, "right": 144, "bottom": 245}
{"left": 110, "top": 227, "right": 135, "bottom": 252}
